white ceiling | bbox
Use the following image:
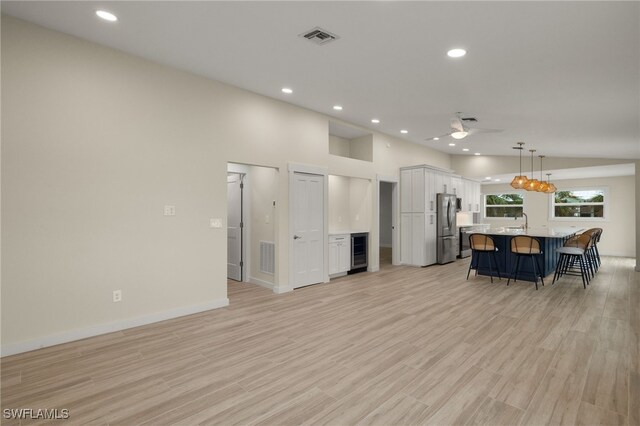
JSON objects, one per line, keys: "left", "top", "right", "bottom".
{"left": 3, "top": 1, "right": 639, "bottom": 159}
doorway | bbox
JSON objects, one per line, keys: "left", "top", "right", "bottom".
{"left": 227, "top": 162, "right": 279, "bottom": 290}
{"left": 378, "top": 179, "right": 399, "bottom": 267}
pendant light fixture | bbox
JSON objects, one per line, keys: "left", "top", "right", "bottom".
{"left": 537, "top": 155, "right": 549, "bottom": 192}
{"left": 525, "top": 149, "right": 541, "bottom": 191}
{"left": 510, "top": 142, "right": 529, "bottom": 189}
{"left": 544, "top": 173, "right": 557, "bottom": 193}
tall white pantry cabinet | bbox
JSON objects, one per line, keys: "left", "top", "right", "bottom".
{"left": 400, "top": 166, "right": 481, "bottom": 267}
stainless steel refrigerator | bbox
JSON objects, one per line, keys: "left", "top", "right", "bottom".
{"left": 437, "top": 193, "right": 458, "bottom": 264}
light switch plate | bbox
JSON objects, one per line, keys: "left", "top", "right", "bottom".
{"left": 210, "top": 218, "right": 223, "bottom": 228}
{"left": 164, "top": 205, "right": 176, "bottom": 216}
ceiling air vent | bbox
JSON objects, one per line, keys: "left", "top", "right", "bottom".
{"left": 461, "top": 117, "right": 478, "bottom": 123}
{"left": 299, "top": 27, "right": 339, "bottom": 45}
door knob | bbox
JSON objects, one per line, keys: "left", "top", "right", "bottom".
{"left": 294, "top": 235, "right": 302, "bottom": 240}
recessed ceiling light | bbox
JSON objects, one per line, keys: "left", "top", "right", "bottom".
{"left": 371, "top": 119, "right": 380, "bottom": 124}
{"left": 434, "top": 137, "right": 439, "bottom": 141}
{"left": 447, "top": 48, "right": 467, "bottom": 58}
{"left": 333, "top": 105, "right": 343, "bottom": 111}
{"left": 494, "top": 179, "right": 501, "bottom": 182}
{"left": 448, "top": 143, "right": 456, "bottom": 146}
{"left": 400, "top": 130, "right": 408, "bottom": 134}
{"left": 474, "top": 153, "right": 481, "bottom": 156}
{"left": 96, "top": 10, "right": 118, "bottom": 22}
{"left": 281, "top": 87, "right": 293, "bottom": 94}
{"left": 485, "top": 177, "right": 492, "bottom": 180}
{"left": 462, "top": 148, "right": 469, "bottom": 152}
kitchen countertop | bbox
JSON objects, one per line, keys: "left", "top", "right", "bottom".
{"left": 476, "top": 227, "right": 584, "bottom": 238}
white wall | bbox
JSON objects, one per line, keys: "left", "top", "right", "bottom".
{"left": 2, "top": 17, "right": 451, "bottom": 353}
{"left": 328, "top": 135, "right": 350, "bottom": 158}
{"left": 379, "top": 182, "right": 393, "bottom": 247}
{"left": 328, "top": 175, "right": 371, "bottom": 234}
{"left": 328, "top": 176, "right": 351, "bottom": 232}
{"left": 349, "top": 178, "right": 372, "bottom": 233}
{"left": 249, "top": 166, "right": 278, "bottom": 286}
{"left": 481, "top": 175, "right": 636, "bottom": 257}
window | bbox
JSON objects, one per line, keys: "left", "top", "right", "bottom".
{"left": 484, "top": 193, "right": 524, "bottom": 218}
{"left": 551, "top": 188, "right": 606, "bottom": 220}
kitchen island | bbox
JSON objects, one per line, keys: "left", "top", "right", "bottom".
{"left": 469, "top": 227, "right": 584, "bottom": 283}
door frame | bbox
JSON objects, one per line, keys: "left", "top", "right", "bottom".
{"left": 375, "top": 174, "right": 400, "bottom": 269}
{"left": 286, "top": 163, "right": 328, "bottom": 293}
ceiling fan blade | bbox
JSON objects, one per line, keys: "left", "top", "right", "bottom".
{"left": 467, "top": 127, "right": 504, "bottom": 135}
{"left": 424, "top": 132, "right": 452, "bottom": 141}
{"left": 450, "top": 117, "right": 464, "bottom": 132}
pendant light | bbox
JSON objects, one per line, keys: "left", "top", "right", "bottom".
{"left": 510, "top": 142, "right": 529, "bottom": 189}
{"left": 537, "top": 155, "right": 549, "bottom": 192}
{"left": 544, "top": 173, "right": 557, "bottom": 193}
{"left": 525, "top": 149, "right": 541, "bottom": 191}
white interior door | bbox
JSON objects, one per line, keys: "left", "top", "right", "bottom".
{"left": 227, "top": 173, "right": 243, "bottom": 281}
{"left": 292, "top": 172, "right": 324, "bottom": 288}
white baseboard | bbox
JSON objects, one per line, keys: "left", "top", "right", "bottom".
{"left": 1, "top": 298, "right": 229, "bottom": 357}
{"left": 379, "top": 243, "right": 392, "bottom": 248}
{"left": 249, "top": 277, "right": 274, "bottom": 290}
{"left": 273, "top": 286, "right": 293, "bottom": 294}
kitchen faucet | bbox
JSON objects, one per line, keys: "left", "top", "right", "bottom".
{"left": 516, "top": 212, "right": 528, "bottom": 231}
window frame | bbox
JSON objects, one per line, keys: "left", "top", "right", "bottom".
{"left": 483, "top": 191, "right": 525, "bottom": 220}
{"left": 549, "top": 186, "right": 609, "bottom": 222}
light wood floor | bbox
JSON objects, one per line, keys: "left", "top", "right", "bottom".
{"left": 2, "top": 257, "right": 639, "bottom": 425}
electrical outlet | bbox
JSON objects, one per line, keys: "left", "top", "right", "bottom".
{"left": 164, "top": 205, "right": 176, "bottom": 216}
{"left": 112, "top": 290, "right": 122, "bottom": 303}
{"left": 210, "top": 218, "right": 223, "bottom": 228}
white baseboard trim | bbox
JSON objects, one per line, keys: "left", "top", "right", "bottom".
{"left": 379, "top": 243, "right": 392, "bottom": 248}
{"left": 273, "top": 286, "right": 293, "bottom": 294}
{"left": 1, "top": 298, "right": 229, "bottom": 357}
{"left": 249, "top": 277, "right": 274, "bottom": 290}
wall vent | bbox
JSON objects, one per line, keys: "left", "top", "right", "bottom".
{"left": 299, "top": 27, "right": 339, "bottom": 45}
{"left": 259, "top": 241, "right": 275, "bottom": 275}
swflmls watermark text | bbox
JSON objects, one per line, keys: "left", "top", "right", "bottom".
{"left": 3, "top": 408, "right": 70, "bottom": 420}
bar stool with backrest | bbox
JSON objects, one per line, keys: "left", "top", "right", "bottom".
{"left": 553, "top": 232, "right": 592, "bottom": 289}
{"left": 581, "top": 228, "right": 602, "bottom": 271}
{"left": 507, "top": 235, "right": 545, "bottom": 290}
{"left": 467, "top": 233, "right": 501, "bottom": 283}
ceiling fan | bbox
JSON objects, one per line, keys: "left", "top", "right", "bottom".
{"left": 425, "top": 114, "right": 503, "bottom": 141}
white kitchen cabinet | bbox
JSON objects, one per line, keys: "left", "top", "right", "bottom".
{"left": 329, "top": 234, "right": 350, "bottom": 276}
{"left": 400, "top": 169, "right": 413, "bottom": 213}
{"left": 426, "top": 170, "right": 436, "bottom": 213}
{"left": 425, "top": 212, "right": 437, "bottom": 265}
{"left": 401, "top": 213, "right": 427, "bottom": 266}
{"left": 400, "top": 166, "right": 451, "bottom": 266}
{"left": 400, "top": 168, "right": 425, "bottom": 213}
{"left": 460, "top": 178, "right": 480, "bottom": 212}
{"left": 451, "top": 176, "right": 462, "bottom": 197}
{"left": 411, "top": 168, "right": 425, "bottom": 212}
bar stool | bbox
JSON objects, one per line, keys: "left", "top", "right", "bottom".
{"left": 507, "top": 236, "right": 544, "bottom": 290}
{"left": 581, "top": 228, "right": 603, "bottom": 271}
{"left": 553, "top": 233, "right": 592, "bottom": 289}
{"left": 467, "top": 234, "right": 501, "bottom": 283}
